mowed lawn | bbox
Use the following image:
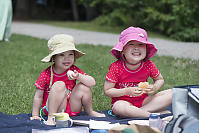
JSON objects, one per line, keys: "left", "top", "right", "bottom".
{"left": 0, "top": 34, "right": 198, "bottom": 115}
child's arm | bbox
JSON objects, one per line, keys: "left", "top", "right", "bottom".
{"left": 30, "top": 89, "right": 44, "bottom": 120}
{"left": 104, "top": 80, "right": 142, "bottom": 97}
{"left": 145, "top": 74, "right": 164, "bottom": 94}
{"left": 70, "top": 70, "right": 96, "bottom": 87}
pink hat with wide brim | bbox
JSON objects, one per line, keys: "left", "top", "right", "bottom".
{"left": 111, "top": 27, "right": 157, "bottom": 59}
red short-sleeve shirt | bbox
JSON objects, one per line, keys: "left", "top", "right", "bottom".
{"left": 35, "top": 65, "right": 86, "bottom": 107}
{"left": 105, "top": 59, "right": 160, "bottom": 107}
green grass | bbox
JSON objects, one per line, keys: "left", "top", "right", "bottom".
{"left": 0, "top": 34, "right": 199, "bottom": 115}
{"left": 31, "top": 20, "right": 171, "bottom": 40}
{"left": 32, "top": 20, "right": 125, "bottom": 34}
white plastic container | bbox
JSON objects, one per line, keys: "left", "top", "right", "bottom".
{"left": 149, "top": 113, "right": 162, "bottom": 130}
{"left": 53, "top": 113, "right": 73, "bottom": 128}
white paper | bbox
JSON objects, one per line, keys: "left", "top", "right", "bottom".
{"left": 32, "top": 127, "right": 89, "bottom": 133}
{"left": 73, "top": 119, "right": 120, "bottom": 129}
{"left": 89, "top": 120, "right": 120, "bottom": 129}
{"left": 128, "top": 120, "right": 149, "bottom": 126}
{"left": 73, "top": 120, "right": 91, "bottom": 126}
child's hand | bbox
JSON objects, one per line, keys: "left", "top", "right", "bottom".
{"left": 30, "top": 116, "right": 42, "bottom": 121}
{"left": 128, "top": 87, "right": 143, "bottom": 96}
{"left": 67, "top": 70, "right": 79, "bottom": 80}
{"left": 144, "top": 84, "right": 155, "bottom": 94}
{"left": 72, "top": 70, "right": 79, "bottom": 79}
{"left": 138, "top": 82, "right": 156, "bottom": 94}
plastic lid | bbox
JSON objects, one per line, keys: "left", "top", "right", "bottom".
{"left": 149, "top": 113, "right": 160, "bottom": 119}
{"left": 53, "top": 113, "right": 70, "bottom": 121}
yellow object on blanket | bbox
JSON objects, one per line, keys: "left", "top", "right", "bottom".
{"left": 53, "top": 113, "right": 70, "bottom": 121}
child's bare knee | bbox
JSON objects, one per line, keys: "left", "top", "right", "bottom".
{"left": 163, "top": 89, "right": 172, "bottom": 98}
{"left": 167, "top": 89, "right": 172, "bottom": 94}
{"left": 157, "top": 89, "right": 172, "bottom": 96}
{"left": 166, "top": 89, "right": 172, "bottom": 100}
{"left": 51, "top": 81, "right": 66, "bottom": 92}
{"left": 112, "top": 101, "right": 126, "bottom": 115}
{"left": 76, "top": 83, "right": 91, "bottom": 92}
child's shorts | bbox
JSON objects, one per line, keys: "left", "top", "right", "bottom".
{"left": 111, "top": 93, "right": 148, "bottom": 108}
{"left": 65, "top": 97, "right": 81, "bottom": 116}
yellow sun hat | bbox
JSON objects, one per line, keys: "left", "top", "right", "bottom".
{"left": 41, "top": 34, "right": 85, "bottom": 63}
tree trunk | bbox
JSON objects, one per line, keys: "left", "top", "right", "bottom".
{"left": 70, "top": 0, "right": 79, "bottom": 21}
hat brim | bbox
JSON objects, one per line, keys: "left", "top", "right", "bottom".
{"left": 41, "top": 47, "right": 85, "bottom": 63}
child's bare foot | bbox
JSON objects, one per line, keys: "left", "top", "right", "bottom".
{"left": 89, "top": 111, "right": 105, "bottom": 117}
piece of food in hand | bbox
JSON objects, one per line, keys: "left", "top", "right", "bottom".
{"left": 138, "top": 82, "right": 149, "bottom": 93}
{"left": 67, "top": 70, "right": 74, "bottom": 80}
{"left": 138, "top": 82, "right": 149, "bottom": 88}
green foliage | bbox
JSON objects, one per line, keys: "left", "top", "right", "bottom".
{"left": 170, "top": 0, "right": 199, "bottom": 41}
{"left": 171, "top": 28, "right": 199, "bottom": 42}
{"left": 94, "top": 9, "right": 133, "bottom": 26}
{"left": 142, "top": 6, "right": 175, "bottom": 34}
{"left": 84, "top": 0, "right": 199, "bottom": 42}
{"left": 90, "top": 0, "right": 142, "bottom": 27}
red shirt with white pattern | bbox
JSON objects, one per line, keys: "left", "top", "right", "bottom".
{"left": 35, "top": 65, "right": 86, "bottom": 107}
{"left": 105, "top": 59, "right": 160, "bottom": 108}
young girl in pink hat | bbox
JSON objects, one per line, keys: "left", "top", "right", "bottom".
{"left": 104, "top": 27, "right": 172, "bottom": 118}
{"left": 30, "top": 34, "right": 104, "bottom": 125}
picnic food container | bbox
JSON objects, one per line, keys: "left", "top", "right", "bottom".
{"left": 53, "top": 113, "right": 73, "bottom": 127}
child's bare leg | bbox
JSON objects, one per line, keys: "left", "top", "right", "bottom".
{"left": 46, "top": 81, "right": 67, "bottom": 125}
{"left": 142, "top": 89, "right": 172, "bottom": 113}
{"left": 69, "top": 83, "right": 105, "bottom": 117}
{"left": 112, "top": 100, "right": 150, "bottom": 118}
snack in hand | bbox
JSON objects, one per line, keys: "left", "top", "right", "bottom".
{"left": 67, "top": 70, "right": 74, "bottom": 80}
{"left": 138, "top": 82, "right": 149, "bottom": 93}
{"left": 138, "top": 82, "right": 149, "bottom": 89}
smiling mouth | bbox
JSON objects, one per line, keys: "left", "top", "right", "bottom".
{"left": 63, "top": 62, "right": 71, "bottom": 66}
{"left": 132, "top": 52, "right": 141, "bottom": 56}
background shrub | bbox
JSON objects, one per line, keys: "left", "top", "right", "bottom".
{"left": 82, "top": 0, "right": 199, "bottom": 42}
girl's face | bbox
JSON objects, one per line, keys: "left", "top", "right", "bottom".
{"left": 54, "top": 50, "right": 75, "bottom": 73}
{"left": 122, "top": 41, "right": 147, "bottom": 64}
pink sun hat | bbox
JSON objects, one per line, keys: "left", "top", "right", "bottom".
{"left": 111, "top": 27, "right": 158, "bottom": 59}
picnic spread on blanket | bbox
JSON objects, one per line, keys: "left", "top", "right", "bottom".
{"left": 1, "top": 85, "right": 199, "bottom": 133}
{"left": 0, "top": 108, "right": 172, "bottom": 133}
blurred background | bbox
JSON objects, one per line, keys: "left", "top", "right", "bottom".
{"left": 12, "top": 0, "right": 199, "bottom": 42}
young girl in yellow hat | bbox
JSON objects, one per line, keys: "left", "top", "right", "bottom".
{"left": 30, "top": 34, "right": 104, "bottom": 125}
